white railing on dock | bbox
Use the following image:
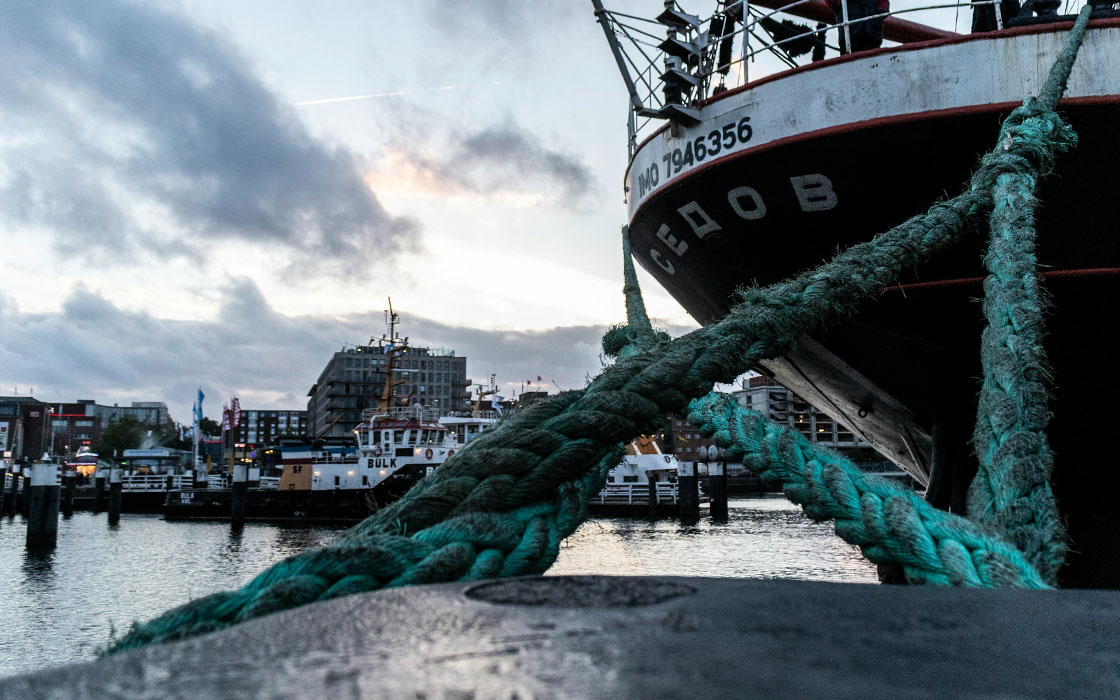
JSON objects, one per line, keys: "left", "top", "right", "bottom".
{"left": 258, "top": 476, "right": 280, "bottom": 490}
{"left": 594, "top": 481, "right": 680, "bottom": 505}
{"left": 120, "top": 474, "right": 191, "bottom": 491}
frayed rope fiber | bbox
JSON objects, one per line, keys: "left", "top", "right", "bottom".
{"left": 104, "top": 6, "right": 1091, "bottom": 653}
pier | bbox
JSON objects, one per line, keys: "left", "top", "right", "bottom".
{"left": 4, "top": 575, "right": 1118, "bottom": 698}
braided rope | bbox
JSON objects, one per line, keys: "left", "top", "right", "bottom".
{"left": 105, "top": 10, "right": 1090, "bottom": 653}
{"left": 963, "top": 6, "right": 1091, "bottom": 585}
{"left": 687, "top": 393, "right": 1049, "bottom": 588}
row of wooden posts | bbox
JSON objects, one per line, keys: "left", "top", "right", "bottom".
{"left": 653, "top": 455, "right": 729, "bottom": 522}
{"left": 1, "top": 461, "right": 252, "bottom": 550}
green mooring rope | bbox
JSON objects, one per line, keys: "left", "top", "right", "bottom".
{"left": 105, "top": 7, "right": 1091, "bottom": 653}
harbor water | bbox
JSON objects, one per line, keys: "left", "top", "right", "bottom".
{"left": 0, "top": 496, "right": 876, "bottom": 678}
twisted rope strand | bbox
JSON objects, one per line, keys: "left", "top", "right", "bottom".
{"left": 687, "top": 393, "right": 1049, "bottom": 588}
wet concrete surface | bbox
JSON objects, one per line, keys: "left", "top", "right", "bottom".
{"left": 3, "top": 575, "right": 1119, "bottom": 699}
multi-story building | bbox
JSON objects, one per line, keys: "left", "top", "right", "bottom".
{"left": 665, "top": 376, "right": 883, "bottom": 467}
{"left": 307, "top": 342, "right": 470, "bottom": 439}
{"left": 223, "top": 409, "right": 307, "bottom": 466}
{"left": 734, "top": 376, "right": 859, "bottom": 448}
{"left": 0, "top": 396, "right": 174, "bottom": 462}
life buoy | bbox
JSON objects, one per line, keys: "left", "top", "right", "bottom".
{"left": 425, "top": 448, "right": 434, "bottom": 460}
{"left": 663, "top": 455, "right": 671, "bottom": 463}
{"left": 448, "top": 449, "right": 455, "bottom": 457}
{"left": 374, "top": 445, "right": 382, "bottom": 457}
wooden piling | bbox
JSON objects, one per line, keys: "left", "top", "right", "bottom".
{"left": 18, "top": 470, "right": 30, "bottom": 517}
{"left": 107, "top": 468, "right": 122, "bottom": 525}
{"left": 93, "top": 471, "right": 106, "bottom": 512}
{"left": 678, "top": 461, "right": 700, "bottom": 522}
{"left": 708, "top": 461, "right": 728, "bottom": 522}
{"left": 647, "top": 476, "right": 658, "bottom": 519}
{"left": 0, "top": 467, "right": 7, "bottom": 518}
{"left": 230, "top": 463, "right": 247, "bottom": 529}
{"left": 2, "top": 466, "right": 16, "bottom": 516}
{"left": 26, "top": 463, "right": 60, "bottom": 550}
{"left": 61, "top": 469, "right": 76, "bottom": 518}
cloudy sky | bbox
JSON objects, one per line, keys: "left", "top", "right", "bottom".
{"left": 0, "top": 0, "right": 969, "bottom": 423}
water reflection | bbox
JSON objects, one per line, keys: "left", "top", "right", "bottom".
{"left": 21, "top": 549, "right": 57, "bottom": 593}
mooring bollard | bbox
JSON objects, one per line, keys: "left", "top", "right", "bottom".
{"left": 18, "top": 470, "right": 30, "bottom": 518}
{"left": 708, "top": 460, "right": 728, "bottom": 522}
{"left": 231, "top": 464, "right": 248, "bottom": 529}
{"left": 2, "top": 465, "right": 17, "bottom": 516}
{"left": 26, "top": 463, "right": 60, "bottom": 550}
{"left": 678, "top": 461, "right": 700, "bottom": 522}
{"left": 107, "top": 468, "right": 122, "bottom": 525}
{"left": 93, "top": 470, "right": 106, "bottom": 512}
{"left": 61, "top": 469, "right": 76, "bottom": 518}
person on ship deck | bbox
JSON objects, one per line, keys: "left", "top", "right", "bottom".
{"left": 827, "top": 0, "right": 888, "bottom": 54}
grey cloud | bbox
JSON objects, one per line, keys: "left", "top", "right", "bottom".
{"left": 0, "top": 281, "right": 694, "bottom": 424}
{"left": 399, "top": 120, "right": 597, "bottom": 207}
{"left": 420, "top": 1, "right": 581, "bottom": 50}
{"left": 0, "top": 0, "right": 418, "bottom": 275}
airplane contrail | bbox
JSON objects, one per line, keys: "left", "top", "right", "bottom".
{"left": 294, "top": 82, "right": 500, "bottom": 107}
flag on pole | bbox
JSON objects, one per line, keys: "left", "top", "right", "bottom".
{"left": 195, "top": 388, "right": 205, "bottom": 423}
{"left": 221, "top": 403, "right": 230, "bottom": 432}
{"left": 231, "top": 397, "right": 241, "bottom": 427}
{"left": 491, "top": 394, "right": 505, "bottom": 416}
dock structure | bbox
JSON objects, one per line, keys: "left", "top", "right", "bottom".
{"left": 3, "top": 575, "right": 1119, "bottom": 698}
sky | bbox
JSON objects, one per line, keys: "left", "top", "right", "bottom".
{"left": 0, "top": 0, "right": 979, "bottom": 424}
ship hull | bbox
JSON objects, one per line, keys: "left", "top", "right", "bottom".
{"left": 626, "top": 21, "right": 1120, "bottom": 586}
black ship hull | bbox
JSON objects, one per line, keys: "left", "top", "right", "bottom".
{"left": 625, "top": 22, "right": 1120, "bottom": 586}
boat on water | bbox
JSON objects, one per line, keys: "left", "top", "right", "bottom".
{"left": 590, "top": 436, "right": 702, "bottom": 515}
{"left": 595, "top": 1, "right": 1120, "bottom": 586}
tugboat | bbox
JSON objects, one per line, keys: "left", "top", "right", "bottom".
{"left": 593, "top": 1, "right": 1120, "bottom": 586}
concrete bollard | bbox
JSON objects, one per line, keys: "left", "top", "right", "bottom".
{"left": 708, "top": 461, "right": 728, "bottom": 522}
{"left": 26, "top": 463, "right": 60, "bottom": 550}
{"left": 107, "top": 468, "right": 122, "bottom": 525}
{"left": 230, "top": 464, "right": 248, "bottom": 529}
{"left": 677, "top": 461, "right": 700, "bottom": 523}
{"left": 61, "top": 469, "right": 77, "bottom": 518}
{"left": 93, "top": 470, "right": 106, "bottom": 512}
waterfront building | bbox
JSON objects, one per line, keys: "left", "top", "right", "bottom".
{"left": 306, "top": 343, "right": 471, "bottom": 439}
{"left": 0, "top": 396, "right": 175, "bottom": 462}
{"left": 665, "top": 376, "right": 889, "bottom": 472}
{"left": 222, "top": 409, "right": 307, "bottom": 467}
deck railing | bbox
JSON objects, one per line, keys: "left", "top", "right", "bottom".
{"left": 594, "top": 481, "right": 681, "bottom": 504}
{"left": 595, "top": 0, "right": 1083, "bottom": 155}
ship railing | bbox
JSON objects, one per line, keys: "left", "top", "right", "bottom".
{"left": 258, "top": 476, "right": 281, "bottom": 490}
{"left": 594, "top": 481, "right": 681, "bottom": 504}
{"left": 597, "top": 0, "right": 1057, "bottom": 155}
{"left": 120, "top": 474, "right": 192, "bottom": 491}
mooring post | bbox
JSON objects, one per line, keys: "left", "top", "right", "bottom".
{"left": 26, "top": 462, "right": 60, "bottom": 550}
{"left": 61, "top": 468, "right": 76, "bottom": 518}
{"left": 18, "top": 467, "right": 31, "bottom": 518}
{"left": 2, "top": 464, "right": 17, "bottom": 516}
{"left": 107, "top": 467, "right": 122, "bottom": 525}
{"left": 647, "top": 475, "right": 659, "bottom": 519}
{"left": 708, "top": 457, "right": 728, "bottom": 522}
{"left": 0, "top": 466, "right": 7, "bottom": 518}
{"left": 230, "top": 463, "right": 247, "bottom": 529}
{"left": 93, "top": 469, "right": 106, "bottom": 512}
{"left": 678, "top": 461, "right": 700, "bottom": 522}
